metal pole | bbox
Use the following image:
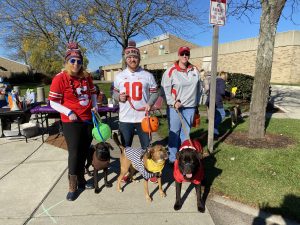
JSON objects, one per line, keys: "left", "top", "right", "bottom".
{"left": 207, "top": 25, "right": 219, "bottom": 153}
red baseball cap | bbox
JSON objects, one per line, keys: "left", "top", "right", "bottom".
{"left": 178, "top": 46, "right": 190, "bottom": 55}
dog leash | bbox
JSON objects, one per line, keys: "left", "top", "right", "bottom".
{"left": 145, "top": 111, "right": 153, "bottom": 147}
{"left": 175, "top": 108, "right": 195, "bottom": 148}
{"left": 127, "top": 96, "right": 153, "bottom": 147}
{"left": 92, "top": 111, "right": 105, "bottom": 141}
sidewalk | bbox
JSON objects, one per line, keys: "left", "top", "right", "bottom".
{"left": 0, "top": 131, "right": 215, "bottom": 225}
{"left": 270, "top": 85, "right": 300, "bottom": 119}
{"left": 0, "top": 136, "right": 67, "bottom": 225}
{"left": 1, "top": 82, "right": 300, "bottom": 225}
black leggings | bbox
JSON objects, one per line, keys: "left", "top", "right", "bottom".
{"left": 62, "top": 122, "right": 93, "bottom": 176}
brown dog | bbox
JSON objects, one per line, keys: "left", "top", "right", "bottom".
{"left": 113, "top": 132, "right": 168, "bottom": 202}
{"left": 85, "top": 142, "right": 114, "bottom": 193}
{"left": 173, "top": 139, "right": 205, "bottom": 212}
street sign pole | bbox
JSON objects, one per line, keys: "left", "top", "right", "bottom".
{"left": 207, "top": 25, "right": 219, "bottom": 153}
{"left": 207, "top": 0, "right": 225, "bottom": 153}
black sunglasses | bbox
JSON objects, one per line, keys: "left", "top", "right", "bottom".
{"left": 179, "top": 52, "right": 190, "bottom": 57}
{"left": 69, "top": 58, "right": 82, "bottom": 65}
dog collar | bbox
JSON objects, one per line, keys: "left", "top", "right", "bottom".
{"left": 179, "top": 145, "right": 196, "bottom": 152}
{"left": 146, "top": 159, "right": 165, "bottom": 173}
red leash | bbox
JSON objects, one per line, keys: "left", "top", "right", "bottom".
{"left": 127, "top": 96, "right": 152, "bottom": 146}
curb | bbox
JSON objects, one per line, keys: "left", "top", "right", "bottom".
{"left": 210, "top": 195, "right": 300, "bottom": 225}
{"left": 274, "top": 104, "right": 288, "bottom": 113}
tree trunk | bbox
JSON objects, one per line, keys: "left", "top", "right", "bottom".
{"left": 121, "top": 48, "right": 126, "bottom": 69}
{"left": 121, "top": 39, "right": 128, "bottom": 70}
{"left": 248, "top": 0, "right": 286, "bottom": 139}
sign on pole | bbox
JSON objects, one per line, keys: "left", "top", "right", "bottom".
{"left": 210, "top": 0, "right": 227, "bottom": 26}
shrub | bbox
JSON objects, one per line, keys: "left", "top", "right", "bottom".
{"left": 32, "top": 73, "right": 52, "bottom": 84}
{"left": 147, "top": 69, "right": 165, "bottom": 86}
{"left": 7, "top": 72, "right": 35, "bottom": 84}
{"left": 42, "top": 75, "right": 52, "bottom": 85}
{"left": 6, "top": 72, "right": 53, "bottom": 85}
{"left": 226, "top": 73, "right": 254, "bottom": 101}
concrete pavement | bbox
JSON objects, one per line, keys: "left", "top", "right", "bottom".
{"left": 0, "top": 136, "right": 67, "bottom": 225}
{"left": 270, "top": 85, "right": 300, "bottom": 119}
{"left": 0, "top": 131, "right": 215, "bottom": 225}
{"left": 1, "top": 84, "right": 300, "bottom": 225}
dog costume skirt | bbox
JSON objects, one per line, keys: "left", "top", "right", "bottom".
{"left": 125, "top": 147, "right": 156, "bottom": 180}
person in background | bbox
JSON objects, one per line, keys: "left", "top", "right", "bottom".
{"left": 199, "top": 69, "right": 206, "bottom": 105}
{"left": 205, "top": 71, "right": 229, "bottom": 139}
{"left": 203, "top": 71, "right": 211, "bottom": 122}
{"left": 113, "top": 40, "right": 159, "bottom": 182}
{"left": 94, "top": 84, "right": 108, "bottom": 106}
{"left": 161, "top": 46, "right": 202, "bottom": 164}
{"left": 48, "top": 42, "right": 98, "bottom": 201}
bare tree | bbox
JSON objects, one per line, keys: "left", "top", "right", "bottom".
{"left": 0, "top": 0, "right": 104, "bottom": 67}
{"left": 227, "top": 0, "right": 300, "bottom": 139}
{"left": 86, "top": 0, "right": 205, "bottom": 68}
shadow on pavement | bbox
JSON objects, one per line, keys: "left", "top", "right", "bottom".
{"left": 252, "top": 194, "right": 300, "bottom": 225}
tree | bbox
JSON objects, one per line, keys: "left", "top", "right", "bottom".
{"left": 228, "top": 0, "right": 299, "bottom": 139}
{"left": 248, "top": 0, "right": 287, "bottom": 139}
{"left": 22, "top": 37, "right": 62, "bottom": 75}
{"left": 0, "top": 0, "right": 102, "bottom": 74}
{"left": 86, "top": 0, "right": 204, "bottom": 68}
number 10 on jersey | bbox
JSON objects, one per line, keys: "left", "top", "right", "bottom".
{"left": 124, "top": 82, "right": 143, "bottom": 101}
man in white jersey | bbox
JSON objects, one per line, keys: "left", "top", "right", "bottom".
{"left": 113, "top": 40, "right": 159, "bottom": 150}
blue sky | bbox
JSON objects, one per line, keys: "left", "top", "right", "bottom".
{"left": 1, "top": 1, "right": 299, "bottom": 71}
{"left": 85, "top": 2, "right": 300, "bottom": 71}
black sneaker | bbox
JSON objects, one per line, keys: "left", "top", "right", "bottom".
{"left": 85, "top": 182, "right": 94, "bottom": 189}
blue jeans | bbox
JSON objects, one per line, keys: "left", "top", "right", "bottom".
{"left": 119, "top": 122, "right": 150, "bottom": 150}
{"left": 214, "top": 108, "right": 225, "bottom": 135}
{"left": 167, "top": 107, "right": 196, "bottom": 162}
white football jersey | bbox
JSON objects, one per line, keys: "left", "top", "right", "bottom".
{"left": 114, "top": 67, "right": 157, "bottom": 123}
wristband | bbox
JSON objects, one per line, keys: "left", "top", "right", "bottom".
{"left": 68, "top": 111, "right": 73, "bottom": 116}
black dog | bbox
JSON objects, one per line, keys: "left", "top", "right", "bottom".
{"left": 85, "top": 142, "right": 114, "bottom": 193}
{"left": 173, "top": 140, "right": 205, "bottom": 212}
{"left": 230, "top": 105, "right": 242, "bottom": 126}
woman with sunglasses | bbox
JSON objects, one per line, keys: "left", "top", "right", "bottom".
{"left": 48, "top": 42, "right": 98, "bottom": 201}
{"left": 161, "top": 46, "right": 202, "bottom": 164}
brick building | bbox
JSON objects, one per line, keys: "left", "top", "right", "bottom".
{"left": 102, "top": 30, "right": 300, "bottom": 84}
{"left": 0, "top": 56, "right": 31, "bottom": 78}
{"left": 103, "top": 33, "right": 199, "bottom": 81}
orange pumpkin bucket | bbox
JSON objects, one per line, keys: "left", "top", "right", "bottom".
{"left": 141, "top": 113, "right": 159, "bottom": 133}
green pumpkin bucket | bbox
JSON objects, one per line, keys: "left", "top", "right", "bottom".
{"left": 92, "top": 111, "right": 111, "bottom": 142}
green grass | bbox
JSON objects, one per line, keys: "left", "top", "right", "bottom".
{"left": 17, "top": 83, "right": 50, "bottom": 97}
{"left": 94, "top": 82, "right": 113, "bottom": 97}
{"left": 158, "top": 115, "right": 300, "bottom": 222}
